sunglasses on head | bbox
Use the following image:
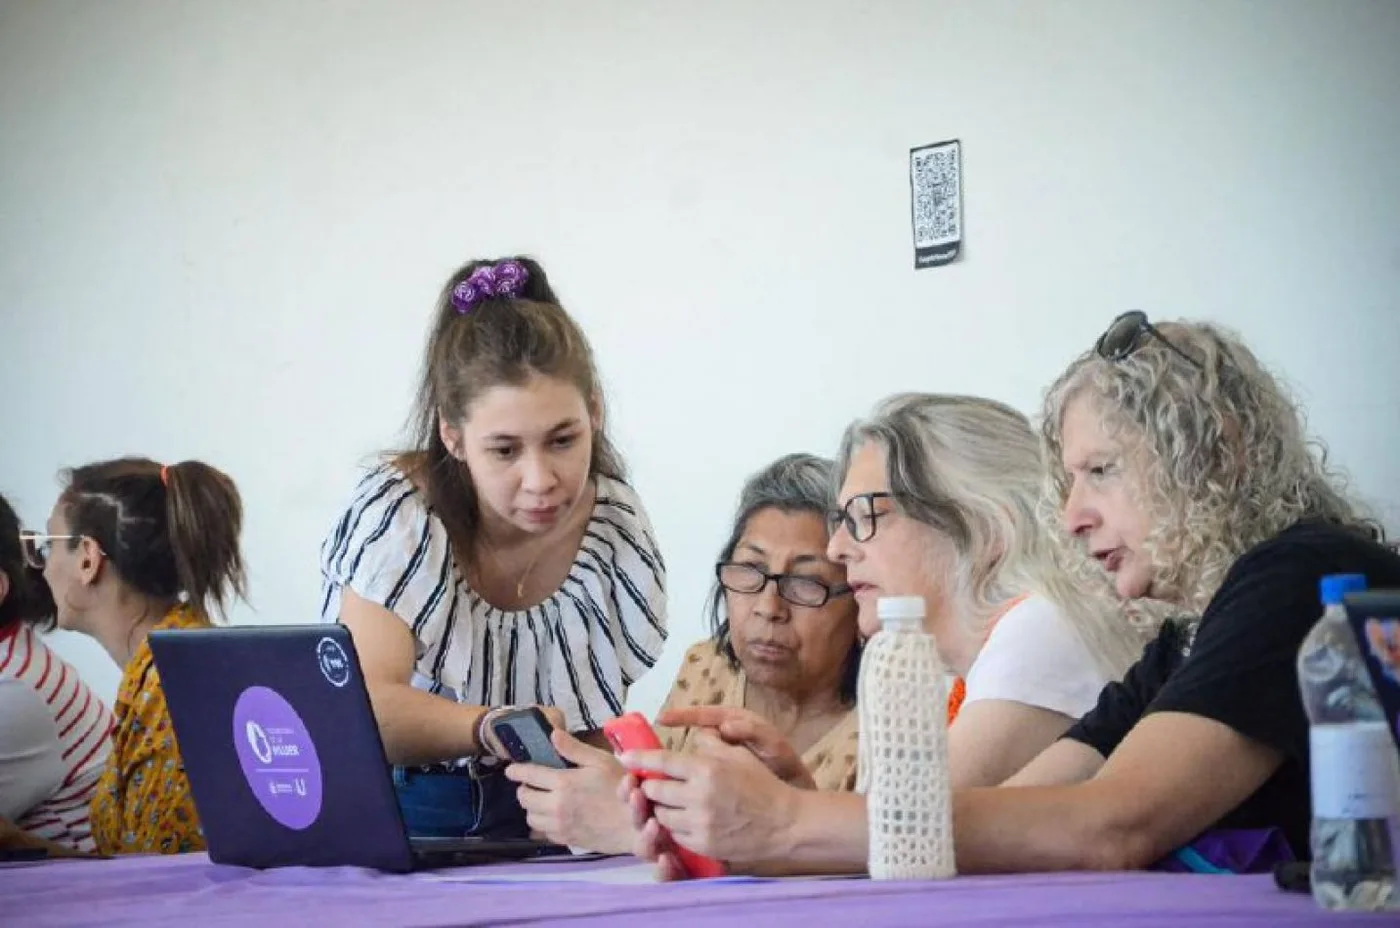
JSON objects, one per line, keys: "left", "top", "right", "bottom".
{"left": 1095, "top": 311, "right": 1204, "bottom": 370}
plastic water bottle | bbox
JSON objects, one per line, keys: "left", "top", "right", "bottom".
{"left": 1296, "top": 574, "right": 1399, "bottom": 911}
{"left": 857, "top": 595, "right": 955, "bottom": 880}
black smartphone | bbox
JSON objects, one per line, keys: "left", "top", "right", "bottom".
{"left": 488, "top": 707, "right": 575, "bottom": 769}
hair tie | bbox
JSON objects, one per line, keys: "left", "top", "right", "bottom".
{"left": 159, "top": 464, "right": 170, "bottom": 487}
{"left": 451, "top": 260, "right": 530, "bottom": 314}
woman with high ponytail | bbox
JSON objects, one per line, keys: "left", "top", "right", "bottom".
{"left": 319, "top": 255, "right": 668, "bottom": 839}
{"left": 34, "top": 456, "right": 247, "bottom": 854}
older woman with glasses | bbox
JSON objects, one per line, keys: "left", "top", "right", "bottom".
{"left": 502, "top": 453, "right": 861, "bottom": 853}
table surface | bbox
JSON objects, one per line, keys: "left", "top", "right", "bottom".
{"left": 5, "top": 851, "right": 1395, "bottom": 927}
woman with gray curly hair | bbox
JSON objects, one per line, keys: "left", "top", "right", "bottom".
{"left": 621, "top": 313, "right": 1400, "bottom": 879}
{"left": 991, "top": 311, "right": 1400, "bottom": 867}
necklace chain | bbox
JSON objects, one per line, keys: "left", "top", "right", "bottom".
{"left": 472, "top": 491, "right": 587, "bottom": 603}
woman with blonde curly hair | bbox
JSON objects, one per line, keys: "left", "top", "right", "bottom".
{"left": 620, "top": 312, "right": 1400, "bottom": 878}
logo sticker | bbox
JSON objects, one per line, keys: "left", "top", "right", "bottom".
{"left": 232, "top": 686, "right": 323, "bottom": 830}
{"left": 317, "top": 636, "right": 351, "bottom": 688}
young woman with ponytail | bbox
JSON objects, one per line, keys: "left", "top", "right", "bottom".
{"left": 29, "top": 457, "right": 247, "bottom": 854}
{"left": 320, "top": 256, "right": 668, "bottom": 839}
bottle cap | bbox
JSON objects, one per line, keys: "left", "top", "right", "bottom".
{"left": 1319, "top": 574, "right": 1366, "bottom": 607}
{"left": 877, "top": 596, "right": 925, "bottom": 630}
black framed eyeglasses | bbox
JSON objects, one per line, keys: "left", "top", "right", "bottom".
{"left": 826, "top": 492, "right": 897, "bottom": 544}
{"left": 1095, "top": 310, "right": 1204, "bottom": 370}
{"left": 715, "top": 562, "right": 852, "bottom": 608}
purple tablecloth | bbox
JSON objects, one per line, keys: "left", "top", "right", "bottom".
{"left": 3, "top": 852, "right": 1392, "bottom": 927}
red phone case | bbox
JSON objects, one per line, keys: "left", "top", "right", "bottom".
{"left": 602, "top": 712, "right": 666, "bottom": 779}
{"left": 603, "top": 712, "right": 727, "bottom": 879}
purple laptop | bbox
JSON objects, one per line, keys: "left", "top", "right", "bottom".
{"left": 149, "top": 624, "right": 564, "bottom": 871}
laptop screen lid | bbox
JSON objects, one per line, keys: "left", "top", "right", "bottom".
{"left": 150, "top": 624, "right": 416, "bottom": 871}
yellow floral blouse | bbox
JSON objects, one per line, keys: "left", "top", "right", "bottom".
{"left": 656, "top": 641, "right": 859, "bottom": 792}
{"left": 90, "top": 605, "right": 206, "bottom": 855}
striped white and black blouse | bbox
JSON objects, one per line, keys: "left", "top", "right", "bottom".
{"left": 319, "top": 464, "right": 668, "bottom": 732}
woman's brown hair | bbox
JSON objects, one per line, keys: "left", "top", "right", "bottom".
{"left": 397, "top": 256, "right": 626, "bottom": 558}
{"left": 60, "top": 458, "right": 247, "bottom": 621}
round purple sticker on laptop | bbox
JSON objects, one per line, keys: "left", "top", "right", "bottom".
{"left": 232, "top": 686, "right": 323, "bottom": 830}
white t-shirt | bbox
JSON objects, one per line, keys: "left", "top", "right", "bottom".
{"left": 962, "top": 595, "right": 1107, "bottom": 720}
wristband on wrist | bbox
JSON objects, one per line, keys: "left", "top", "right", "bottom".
{"left": 475, "top": 705, "right": 517, "bottom": 759}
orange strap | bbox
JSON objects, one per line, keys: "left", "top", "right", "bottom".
{"left": 945, "top": 594, "right": 1029, "bottom": 725}
{"left": 946, "top": 677, "right": 966, "bottom": 723}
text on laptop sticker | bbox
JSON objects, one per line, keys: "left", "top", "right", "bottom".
{"left": 317, "top": 635, "right": 351, "bottom": 688}
{"left": 232, "top": 686, "right": 324, "bottom": 830}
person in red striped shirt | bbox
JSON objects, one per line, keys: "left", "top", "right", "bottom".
{"left": 0, "top": 493, "right": 113, "bottom": 855}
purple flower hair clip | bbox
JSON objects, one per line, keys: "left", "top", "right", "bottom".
{"left": 451, "top": 259, "right": 531, "bottom": 314}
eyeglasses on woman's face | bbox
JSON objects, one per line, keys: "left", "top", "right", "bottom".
{"left": 715, "top": 561, "right": 852, "bottom": 608}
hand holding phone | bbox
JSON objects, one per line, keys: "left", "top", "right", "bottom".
{"left": 489, "top": 707, "right": 576, "bottom": 769}
{"left": 603, "top": 712, "right": 727, "bottom": 879}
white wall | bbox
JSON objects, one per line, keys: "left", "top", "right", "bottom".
{"left": 2, "top": 0, "right": 1398, "bottom": 713}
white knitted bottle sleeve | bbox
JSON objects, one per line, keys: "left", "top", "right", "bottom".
{"left": 858, "top": 626, "right": 955, "bottom": 880}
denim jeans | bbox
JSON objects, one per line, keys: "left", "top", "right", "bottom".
{"left": 391, "top": 764, "right": 529, "bottom": 839}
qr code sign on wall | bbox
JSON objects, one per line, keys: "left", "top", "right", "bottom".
{"left": 910, "top": 139, "right": 962, "bottom": 269}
